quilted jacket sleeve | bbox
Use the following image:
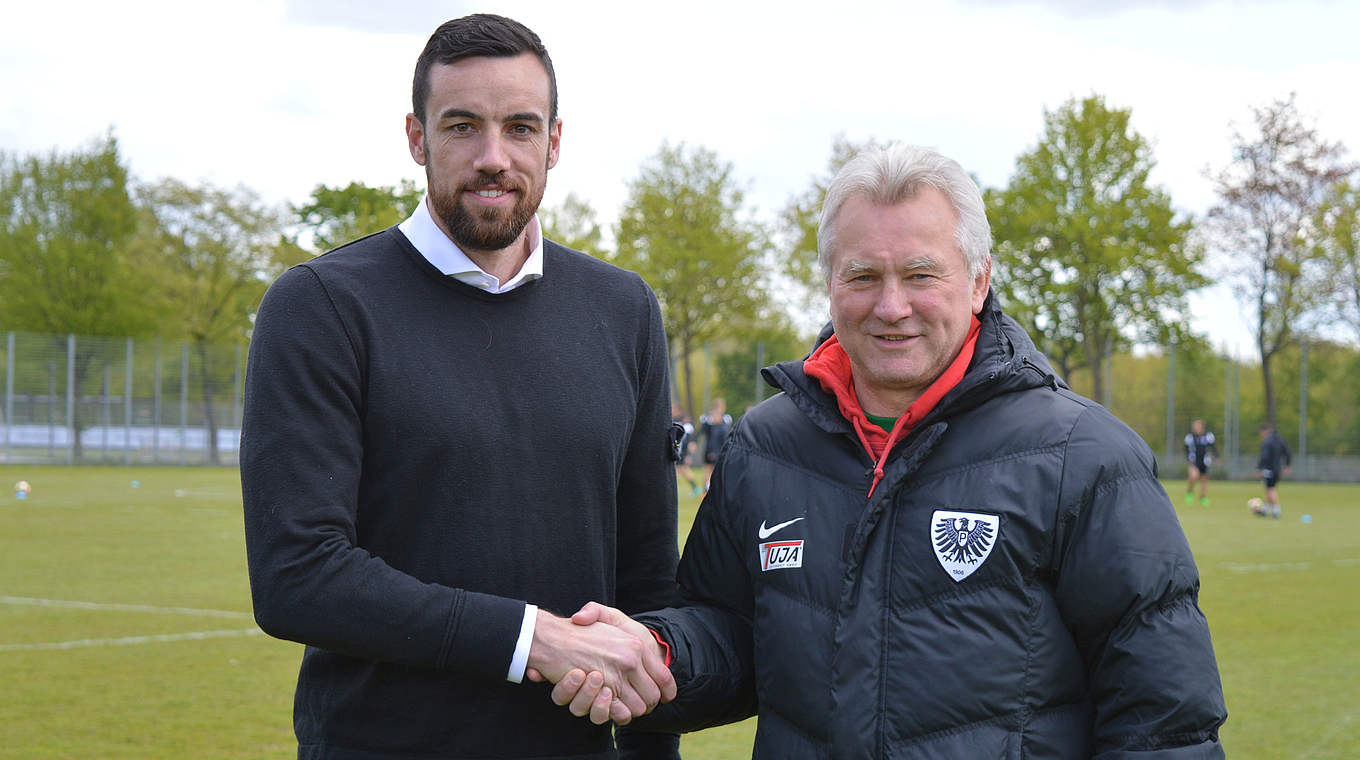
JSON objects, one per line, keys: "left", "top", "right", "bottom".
{"left": 632, "top": 602, "right": 757, "bottom": 733}
{"left": 629, "top": 457, "right": 758, "bottom": 733}
{"left": 1052, "top": 406, "right": 1227, "bottom": 758}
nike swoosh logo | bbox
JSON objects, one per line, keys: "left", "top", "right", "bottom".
{"left": 758, "top": 517, "right": 806, "bottom": 540}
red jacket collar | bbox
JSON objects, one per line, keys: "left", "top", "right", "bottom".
{"left": 804, "top": 318, "right": 982, "bottom": 496}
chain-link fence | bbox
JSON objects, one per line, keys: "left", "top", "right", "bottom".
{"left": 1031, "top": 339, "right": 1359, "bottom": 483}
{"left": 6, "top": 327, "right": 1359, "bottom": 481}
{"left": 711, "top": 336, "right": 1360, "bottom": 484}
{"left": 0, "top": 331, "right": 244, "bottom": 466}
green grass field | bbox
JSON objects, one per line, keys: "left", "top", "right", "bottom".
{"left": 1, "top": 466, "right": 1355, "bottom": 758}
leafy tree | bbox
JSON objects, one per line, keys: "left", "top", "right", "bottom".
{"left": 0, "top": 133, "right": 152, "bottom": 335}
{"left": 1088, "top": 334, "right": 1224, "bottom": 463}
{"left": 712, "top": 320, "right": 808, "bottom": 420}
{"left": 612, "top": 143, "right": 769, "bottom": 416}
{"left": 132, "top": 178, "right": 289, "bottom": 463}
{"left": 295, "top": 179, "right": 422, "bottom": 253}
{"left": 1275, "top": 338, "right": 1360, "bottom": 456}
{"left": 1206, "top": 94, "right": 1354, "bottom": 425}
{"left": 0, "top": 133, "right": 157, "bottom": 460}
{"left": 1315, "top": 179, "right": 1360, "bottom": 342}
{"left": 1165, "top": 334, "right": 1235, "bottom": 441}
{"left": 779, "top": 135, "right": 889, "bottom": 317}
{"left": 540, "top": 191, "right": 605, "bottom": 258}
{"left": 268, "top": 233, "right": 312, "bottom": 277}
{"left": 987, "top": 94, "right": 1203, "bottom": 400}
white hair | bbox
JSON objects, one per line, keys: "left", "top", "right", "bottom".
{"left": 818, "top": 143, "right": 992, "bottom": 280}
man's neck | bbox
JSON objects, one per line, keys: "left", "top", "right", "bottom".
{"left": 427, "top": 201, "right": 533, "bottom": 285}
{"left": 461, "top": 239, "right": 532, "bottom": 285}
{"left": 852, "top": 379, "right": 917, "bottom": 419}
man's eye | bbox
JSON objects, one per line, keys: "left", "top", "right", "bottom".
{"left": 510, "top": 124, "right": 533, "bottom": 136}
{"left": 450, "top": 123, "right": 473, "bottom": 134}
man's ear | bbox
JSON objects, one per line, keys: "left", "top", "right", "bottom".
{"left": 546, "top": 117, "right": 562, "bottom": 170}
{"left": 971, "top": 257, "right": 992, "bottom": 314}
{"left": 405, "top": 113, "right": 427, "bottom": 166}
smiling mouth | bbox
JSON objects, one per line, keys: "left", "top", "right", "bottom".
{"left": 473, "top": 189, "right": 509, "bottom": 198}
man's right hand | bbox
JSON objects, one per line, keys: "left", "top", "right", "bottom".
{"left": 526, "top": 608, "right": 675, "bottom": 725}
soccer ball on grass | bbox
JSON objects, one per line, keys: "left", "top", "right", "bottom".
{"left": 1247, "top": 497, "right": 1264, "bottom": 515}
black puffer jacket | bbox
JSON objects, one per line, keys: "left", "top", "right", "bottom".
{"left": 637, "top": 294, "right": 1226, "bottom": 758}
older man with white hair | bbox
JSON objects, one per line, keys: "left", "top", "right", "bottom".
{"left": 554, "top": 143, "right": 1227, "bottom": 758}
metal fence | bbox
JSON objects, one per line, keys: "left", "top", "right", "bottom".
{"left": 5, "top": 327, "right": 1359, "bottom": 482}
{"left": 1028, "top": 340, "right": 1359, "bottom": 483}
{"left": 716, "top": 336, "right": 1360, "bottom": 484}
{"left": 0, "top": 331, "right": 244, "bottom": 466}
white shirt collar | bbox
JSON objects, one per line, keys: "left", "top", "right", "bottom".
{"left": 398, "top": 193, "right": 544, "bottom": 293}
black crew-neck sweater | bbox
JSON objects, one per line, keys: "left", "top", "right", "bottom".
{"left": 241, "top": 228, "right": 680, "bottom": 759}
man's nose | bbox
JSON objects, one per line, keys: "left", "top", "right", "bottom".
{"left": 873, "top": 280, "right": 913, "bottom": 322}
{"left": 473, "top": 133, "right": 511, "bottom": 175}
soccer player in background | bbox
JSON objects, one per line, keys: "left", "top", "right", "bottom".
{"left": 1185, "top": 418, "right": 1218, "bottom": 506}
{"left": 1256, "top": 422, "right": 1293, "bottom": 519}
{"left": 697, "top": 397, "right": 732, "bottom": 492}
{"left": 672, "top": 401, "right": 701, "bottom": 496}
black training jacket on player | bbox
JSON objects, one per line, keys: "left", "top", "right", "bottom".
{"left": 633, "top": 292, "right": 1227, "bottom": 759}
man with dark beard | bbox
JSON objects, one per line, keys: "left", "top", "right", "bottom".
{"left": 240, "top": 14, "right": 681, "bottom": 760}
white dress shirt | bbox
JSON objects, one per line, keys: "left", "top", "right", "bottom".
{"left": 398, "top": 193, "right": 544, "bottom": 294}
{"left": 398, "top": 194, "right": 542, "bottom": 683}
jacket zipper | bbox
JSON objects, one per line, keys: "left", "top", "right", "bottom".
{"left": 1021, "top": 355, "right": 1058, "bottom": 389}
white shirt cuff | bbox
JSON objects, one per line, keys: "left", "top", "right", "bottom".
{"left": 506, "top": 603, "right": 538, "bottom": 683}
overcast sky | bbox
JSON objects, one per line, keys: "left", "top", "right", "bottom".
{"left": 3, "top": 0, "right": 1357, "bottom": 351}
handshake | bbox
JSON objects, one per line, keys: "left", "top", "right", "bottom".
{"left": 525, "top": 602, "right": 674, "bottom": 726}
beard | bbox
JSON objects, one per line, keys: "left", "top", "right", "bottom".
{"left": 430, "top": 169, "right": 547, "bottom": 254}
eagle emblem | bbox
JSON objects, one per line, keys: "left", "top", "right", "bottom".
{"left": 931, "top": 510, "right": 1000, "bottom": 582}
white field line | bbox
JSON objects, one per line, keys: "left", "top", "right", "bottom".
{"left": 1, "top": 596, "right": 253, "bottom": 619}
{"left": 0, "top": 627, "right": 263, "bottom": 652}
{"left": 1221, "top": 558, "right": 1360, "bottom": 574}
{"left": 1296, "top": 709, "right": 1355, "bottom": 759}
{"left": 172, "top": 489, "right": 234, "bottom": 499}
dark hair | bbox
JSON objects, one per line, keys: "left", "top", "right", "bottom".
{"left": 412, "top": 14, "right": 558, "bottom": 124}
{"left": 1259, "top": 422, "right": 1274, "bottom": 432}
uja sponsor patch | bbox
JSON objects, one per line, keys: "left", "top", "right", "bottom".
{"left": 759, "top": 540, "right": 804, "bottom": 571}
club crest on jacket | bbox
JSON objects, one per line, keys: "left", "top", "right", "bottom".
{"left": 931, "top": 510, "right": 999, "bottom": 582}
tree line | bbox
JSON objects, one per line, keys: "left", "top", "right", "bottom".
{"left": 2, "top": 94, "right": 1357, "bottom": 439}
